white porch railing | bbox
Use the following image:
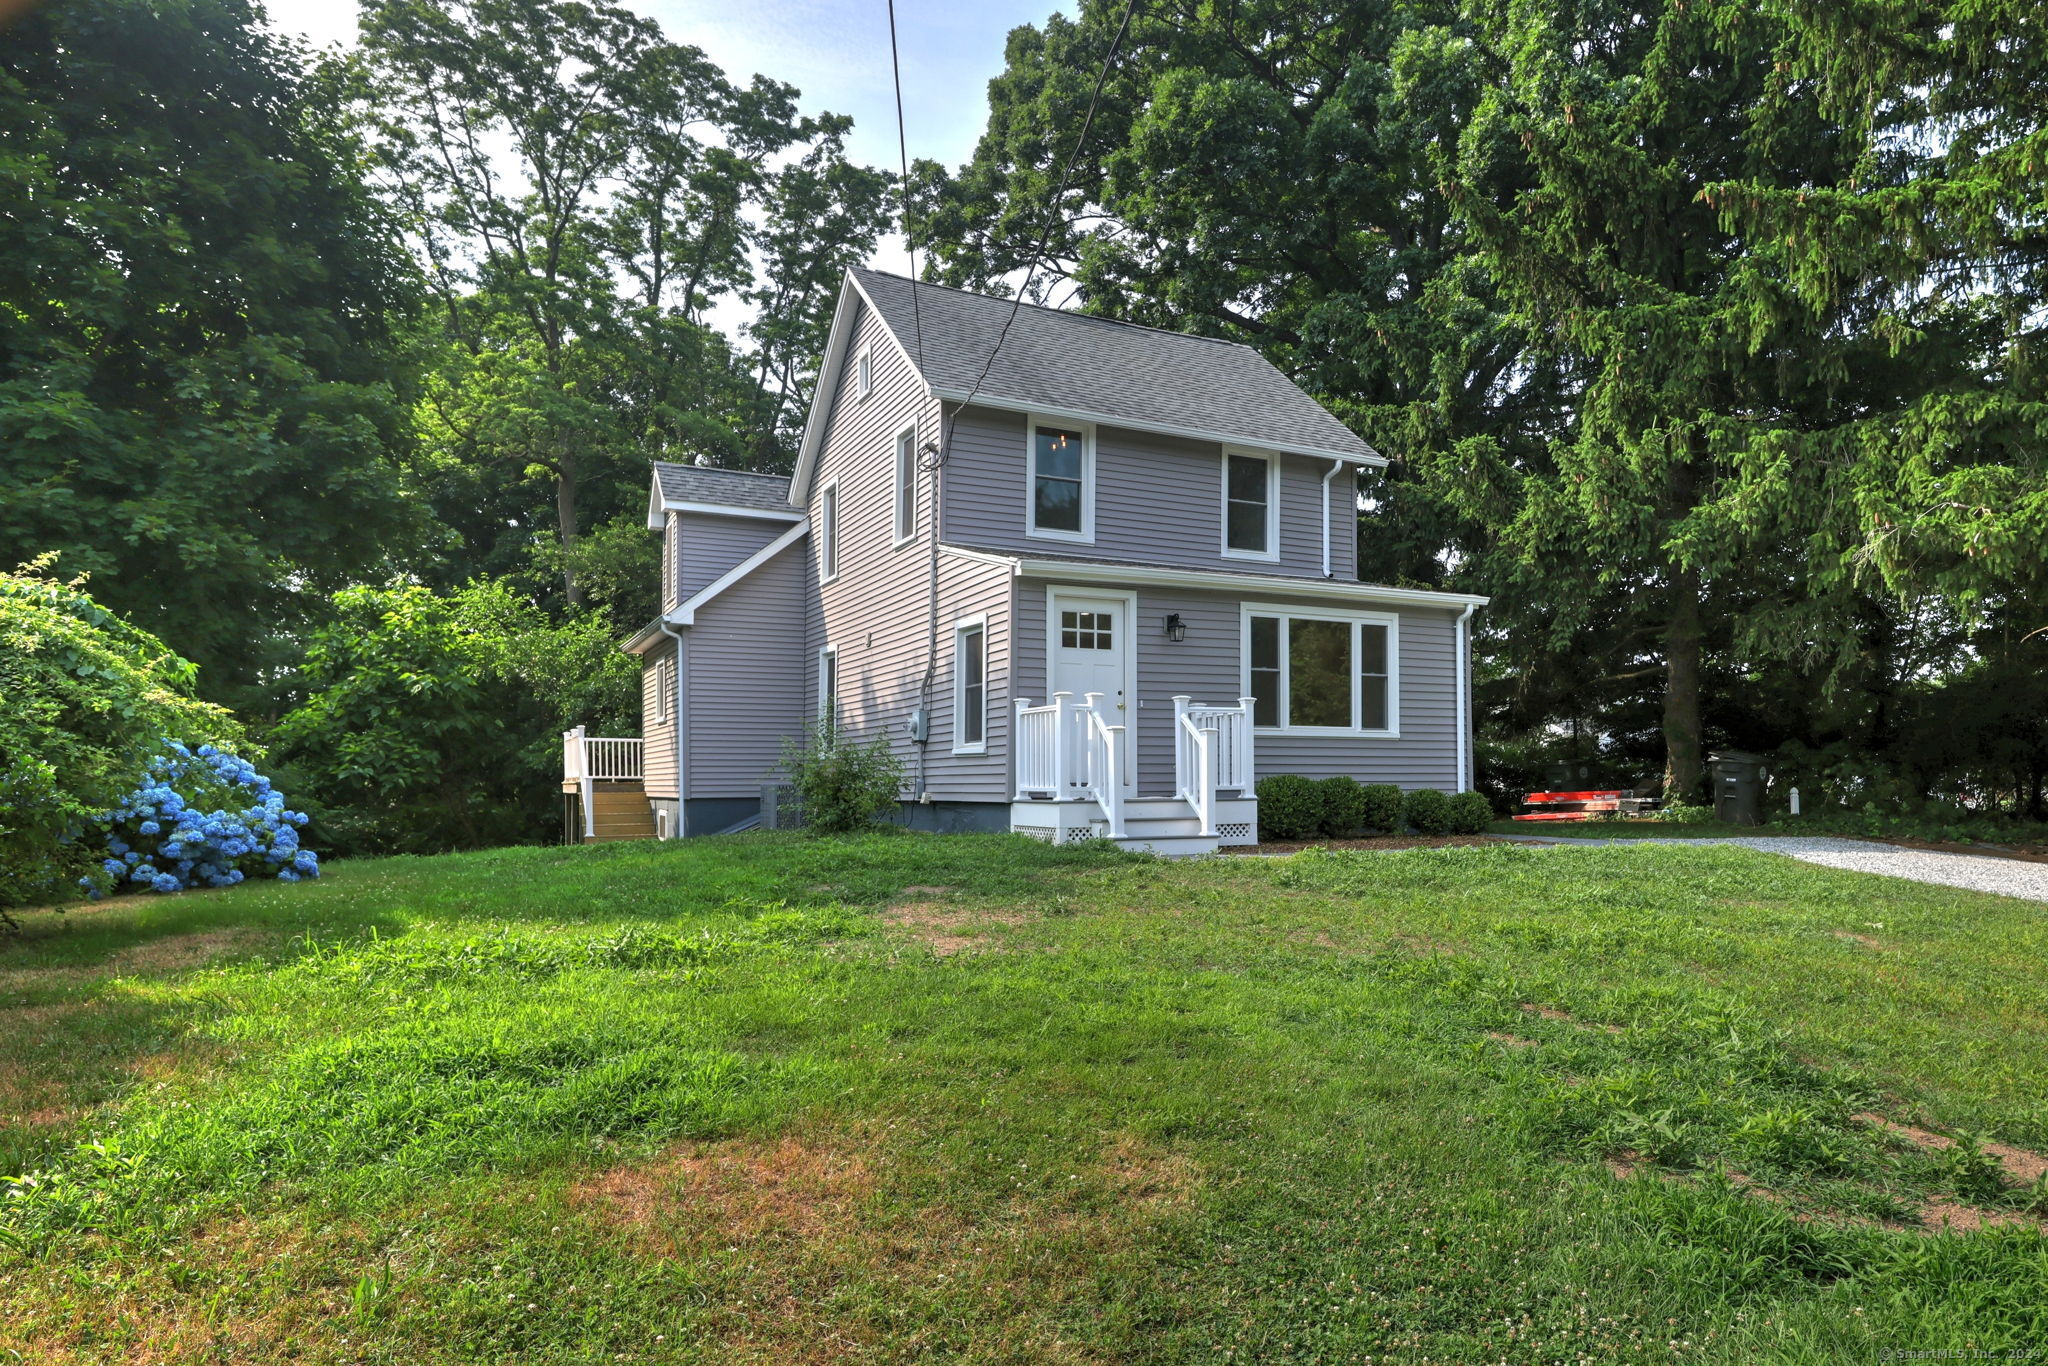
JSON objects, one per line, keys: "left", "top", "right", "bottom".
{"left": 1012, "top": 691, "right": 1127, "bottom": 837}
{"left": 1174, "top": 696, "right": 1257, "bottom": 839}
{"left": 563, "top": 725, "right": 644, "bottom": 839}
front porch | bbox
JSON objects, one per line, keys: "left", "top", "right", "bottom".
{"left": 1009, "top": 693, "right": 1258, "bottom": 856}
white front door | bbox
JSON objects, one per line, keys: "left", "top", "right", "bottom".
{"left": 1048, "top": 589, "right": 1136, "bottom": 793}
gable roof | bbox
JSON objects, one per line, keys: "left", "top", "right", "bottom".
{"left": 790, "top": 269, "right": 1383, "bottom": 503}
{"left": 646, "top": 463, "right": 800, "bottom": 528}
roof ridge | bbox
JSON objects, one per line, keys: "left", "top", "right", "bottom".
{"left": 852, "top": 266, "right": 1254, "bottom": 352}
{"left": 652, "top": 461, "right": 791, "bottom": 482}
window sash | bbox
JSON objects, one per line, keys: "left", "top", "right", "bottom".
{"left": 819, "top": 648, "right": 837, "bottom": 724}
{"left": 1030, "top": 424, "right": 1088, "bottom": 536}
{"left": 820, "top": 484, "right": 838, "bottom": 579}
{"left": 894, "top": 428, "right": 916, "bottom": 542}
{"left": 1224, "top": 453, "right": 1272, "bottom": 554}
{"left": 956, "top": 624, "right": 986, "bottom": 749}
{"left": 1246, "top": 612, "right": 1395, "bottom": 733}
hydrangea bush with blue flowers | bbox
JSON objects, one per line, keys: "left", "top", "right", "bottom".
{"left": 86, "top": 743, "right": 318, "bottom": 897}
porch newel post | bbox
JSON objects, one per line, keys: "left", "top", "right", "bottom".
{"left": 1012, "top": 698, "right": 1030, "bottom": 801}
{"left": 1051, "top": 691, "right": 1072, "bottom": 798}
{"left": 1171, "top": 696, "right": 1191, "bottom": 801}
{"left": 1238, "top": 696, "right": 1258, "bottom": 795}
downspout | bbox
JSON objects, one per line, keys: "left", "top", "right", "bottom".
{"left": 1321, "top": 459, "right": 1345, "bottom": 579}
{"left": 659, "top": 620, "right": 686, "bottom": 836}
{"left": 1454, "top": 602, "right": 1476, "bottom": 794}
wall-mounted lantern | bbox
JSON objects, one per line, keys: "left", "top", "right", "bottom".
{"left": 1163, "top": 612, "right": 1187, "bottom": 643}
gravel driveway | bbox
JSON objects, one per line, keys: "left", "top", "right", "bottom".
{"left": 1509, "top": 834, "right": 2048, "bottom": 903}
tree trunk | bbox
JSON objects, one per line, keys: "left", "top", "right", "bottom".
{"left": 1662, "top": 564, "right": 1704, "bottom": 800}
{"left": 556, "top": 451, "right": 582, "bottom": 607}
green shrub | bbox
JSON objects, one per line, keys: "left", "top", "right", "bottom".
{"left": 1404, "top": 787, "right": 1453, "bottom": 835}
{"left": 1447, "top": 790, "right": 1493, "bottom": 835}
{"left": 1658, "top": 801, "right": 1715, "bottom": 823}
{"left": 1317, "top": 776, "right": 1368, "bottom": 837}
{"left": 0, "top": 560, "right": 240, "bottom": 924}
{"left": 781, "top": 718, "right": 905, "bottom": 835}
{"left": 1256, "top": 774, "right": 1322, "bottom": 841}
{"left": 1360, "top": 783, "right": 1404, "bottom": 834}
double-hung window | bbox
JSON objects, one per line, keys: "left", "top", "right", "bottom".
{"left": 819, "top": 481, "right": 839, "bottom": 582}
{"left": 953, "top": 618, "right": 987, "bottom": 754}
{"left": 893, "top": 424, "right": 917, "bottom": 545}
{"left": 1244, "top": 605, "right": 1398, "bottom": 734}
{"left": 1222, "top": 451, "right": 1277, "bottom": 559}
{"left": 818, "top": 646, "right": 838, "bottom": 726}
{"left": 1027, "top": 420, "right": 1092, "bottom": 540}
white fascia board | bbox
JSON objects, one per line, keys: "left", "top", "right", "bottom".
{"left": 656, "top": 500, "right": 803, "bottom": 523}
{"left": 790, "top": 272, "right": 937, "bottom": 506}
{"left": 1008, "top": 555, "right": 1488, "bottom": 611}
{"left": 663, "top": 520, "right": 809, "bottom": 627}
{"left": 939, "top": 544, "right": 1024, "bottom": 573}
{"left": 930, "top": 388, "right": 1388, "bottom": 469}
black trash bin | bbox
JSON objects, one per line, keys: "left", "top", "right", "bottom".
{"left": 1709, "top": 751, "right": 1768, "bottom": 827}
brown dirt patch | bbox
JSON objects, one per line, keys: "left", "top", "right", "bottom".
{"left": 1225, "top": 835, "right": 1507, "bottom": 855}
{"left": 1916, "top": 1199, "right": 2048, "bottom": 1233}
{"left": 1857, "top": 1112, "right": 1957, "bottom": 1152}
{"left": 1857, "top": 1113, "right": 2048, "bottom": 1186}
{"left": 881, "top": 901, "right": 1027, "bottom": 957}
{"left": 897, "top": 885, "right": 956, "bottom": 896}
{"left": 109, "top": 928, "right": 258, "bottom": 974}
{"left": 1487, "top": 1031, "right": 1540, "bottom": 1049}
{"left": 1607, "top": 1148, "right": 1647, "bottom": 1179}
{"left": 571, "top": 1135, "right": 877, "bottom": 1256}
{"left": 1520, "top": 1002, "right": 1625, "bottom": 1034}
{"left": 1833, "top": 930, "right": 1883, "bottom": 949}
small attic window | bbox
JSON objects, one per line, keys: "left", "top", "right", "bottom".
{"left": 854, "top": 346, "right": 873, "bottom": 400}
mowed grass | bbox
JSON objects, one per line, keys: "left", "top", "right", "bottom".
{"left": 3, "top": 833, "right": 2046, "bottom": 1364}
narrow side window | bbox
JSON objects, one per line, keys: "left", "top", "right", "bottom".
{"left": 820, "top": 483, "right": 838, "bottom": 581}
{"left": 954, "top": 622, "right": 986, "bottom": 751}
{"left": 893, "top": 426, "right": 916, "bottom": 543}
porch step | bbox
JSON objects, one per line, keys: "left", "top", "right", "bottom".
{"left": 1010, "top": 794, "right": 1256, "bottom": 858}
{"left": 581, "top": 785, "right": 656, "bottom": 843}
{"left": 1113, "top": 833, "right": 1221, "bottom": 857}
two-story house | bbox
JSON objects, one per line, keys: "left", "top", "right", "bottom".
{"left": 563, "top": 268, "right": 1487, "bottom": 854}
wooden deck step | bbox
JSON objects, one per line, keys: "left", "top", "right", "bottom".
{"left": 579, "top": 784, "right": 656, "bottom": 843}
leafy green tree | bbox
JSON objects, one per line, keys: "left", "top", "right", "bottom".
{"left": 0, "top": 560, "right": 239, "bottom": 920}
{"left": 270, "top": 580, "right": 636, "bottom": 854}
{"left": 0, "top": 0, "right": 422, "bottom": 708}
{"left": 357, "top": 0, "right": 891, "bottom": 608}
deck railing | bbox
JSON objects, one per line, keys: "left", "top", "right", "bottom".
{"left": 1173, "top": 696, "right": 1256, "bottom": 838}
{"left": 1079, "top": 692, "right": 1126, "bottom": 838}
{"left": 1013, "top": 693, "right": 1126, "bottom": 836}
{"left": 562, "top": 726, "right": 644, "bottom": 839}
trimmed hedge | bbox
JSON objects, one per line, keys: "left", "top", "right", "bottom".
{"left": 1255, "top": 774, "right": 1323, "bottom": 840}
{"left": 1404, "top": 787, "right": 1453, "bottom": 835}
{"left": 1360, "top": 783, "right": 1404, "bottom": 834}
{"left": 1447, "top": 790, "right": 1493, "bottom": 835}
{"left": 1317, "top": 776, "right": 1368, "bottom": 837}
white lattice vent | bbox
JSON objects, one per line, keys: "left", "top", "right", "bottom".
{"left": 1217, "top": 822, "right": 1254, "bottom": 842}
{"left": 1013, "top": 825, "right": 1056, "bottom": 843}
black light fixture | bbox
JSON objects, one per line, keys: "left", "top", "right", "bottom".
{"left": 1163, "top": 612, "right": 1187, "bottom": 643}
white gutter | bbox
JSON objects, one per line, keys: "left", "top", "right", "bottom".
{"left": 1454, "top": 602, "right": 1476, "bottom": 793}
{"left": 1320, "top": 458, "right": 1345, "bottom": 579}
{"left": 982, "top": 552, "right": 1489, "bottom": 611}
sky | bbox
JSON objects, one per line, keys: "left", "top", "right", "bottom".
{"left": 262, "top": 0, "right": 1066, "bottom": 285}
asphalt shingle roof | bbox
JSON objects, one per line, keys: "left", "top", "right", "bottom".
{"left": 849, "top": 268, "right": 1377, "bottom": 461}
{"left": 653, "top": 462, "right": 794, "bottom": 512}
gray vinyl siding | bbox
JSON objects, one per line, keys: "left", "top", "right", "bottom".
{"left": 684, "top": 538, "right": 809, "bottom": 799}
{"left": 941, "top": 404, "right": 1356, "bottom": 582}
{"left": 673, "top": 511, "right": 786, "bottom": 604}
{"left": 801, "top": 298, "right": 1017, "bottom": 804}
{"left": 1013, "top": 581, "right": 1460, "bottom": 794}
{"left": 640, "top": 642, "right": 679, "bottom": 799}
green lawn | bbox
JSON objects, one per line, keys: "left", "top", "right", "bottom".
{"left": 3, "top": 833, "right": 2045, "bottom": 1363}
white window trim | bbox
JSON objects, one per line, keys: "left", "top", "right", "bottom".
{"left": 854, "top": 345, "right": 873, "bottom": 401}
{"left": 817, "top": 645, "right": 838, "bottom": 724}
{"left": 891, "top": 422, "right": 918, "bottom": 549}
{"left": 818, "top": 479, "right": 839, "bottom": 584}
{"left": 1219, "top": 448, "right": 1281, "bottom": 562}
{"left": 1024, "top": 415, "right": 1096, "bottom": 544}
{"left": 951, "top": 614, "right": 989, "bottom": 755}
{"left": 654, "top": 653, "right": 674, "bottom": 724}
{"left": 1240, "top": 601, "right": 1400, "bottom": 738}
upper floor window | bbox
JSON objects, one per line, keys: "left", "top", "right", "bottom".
{"left": 819, "top": 481, "right": 839, "bottom": 582}
{"left": 854, "top": 346, "right": 873, "bottom": 400}
{"left": 1244, "top": 605, "right": 1398, "bottom": 735}
{"left": 893, "top": 424, "right": 917, "bottom": 545}
{"left": 1222, "top": 451, "right": 1277, "bottom": 559}
{"left": 1027, "top": 420, "right": 1093, "bottom": 541}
